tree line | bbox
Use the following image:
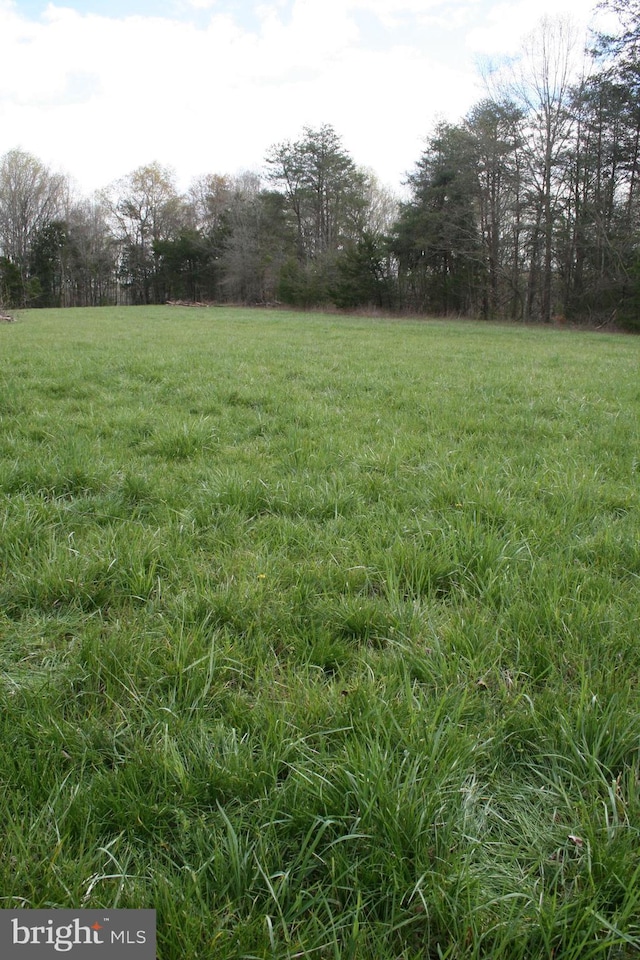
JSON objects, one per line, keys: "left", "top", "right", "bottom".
{"left": 1, "top": 2, "right": 640, "bottom": 328}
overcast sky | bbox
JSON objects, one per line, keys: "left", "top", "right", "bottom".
{"left": 1, "top": 0, "right": 610, "bottom": 197}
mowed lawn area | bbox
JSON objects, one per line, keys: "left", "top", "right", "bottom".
{"left": 1, "top": 306, "right": 639, "bottom": 959}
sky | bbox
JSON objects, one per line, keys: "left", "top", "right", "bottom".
{"left": 0, "top": 0, "right": 614, "bottom": 198}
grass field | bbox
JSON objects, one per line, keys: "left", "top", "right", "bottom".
{"left": 1, "top": 305, "right": 639, "bottom": 959}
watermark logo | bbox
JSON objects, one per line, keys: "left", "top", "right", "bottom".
{"left": 0, "top": 911, "right": 155, "bottom": 959}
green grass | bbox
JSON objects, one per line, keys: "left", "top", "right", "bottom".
{"left": 1, "top": 305, "right": 639, "bottom": 958}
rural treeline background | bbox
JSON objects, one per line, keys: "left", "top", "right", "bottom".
{"left": 2, "top": 1, "right": 640, "bottom": 327}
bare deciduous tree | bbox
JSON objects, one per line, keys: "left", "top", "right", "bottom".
{"left": 100, "top": 162, "right": 186, "bottom": 304}
{"left": 503, "top": 17, "right": 582, "bottom": 321}
{"left": 0, "top": 149, "right": 67, "bottom": 305}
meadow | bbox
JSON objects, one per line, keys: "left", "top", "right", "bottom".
{"left": 0, "top": 306, "right": 639, "bottom": 959}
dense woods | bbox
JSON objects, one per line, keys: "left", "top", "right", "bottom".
{"left": 2, "top": 3, "right": 640, "bottom": 327}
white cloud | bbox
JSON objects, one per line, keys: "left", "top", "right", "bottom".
{"left": 347, "top": 0, "right": 461, "bottom": 29}
{"left": 466, "top": 0, "right": 604, "bottom": 57}
{"left": 0, "top": 0, "right": 609, "bottom": 196}
{"left": 183, "top": 0, "right": 218, "bottom": 8}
